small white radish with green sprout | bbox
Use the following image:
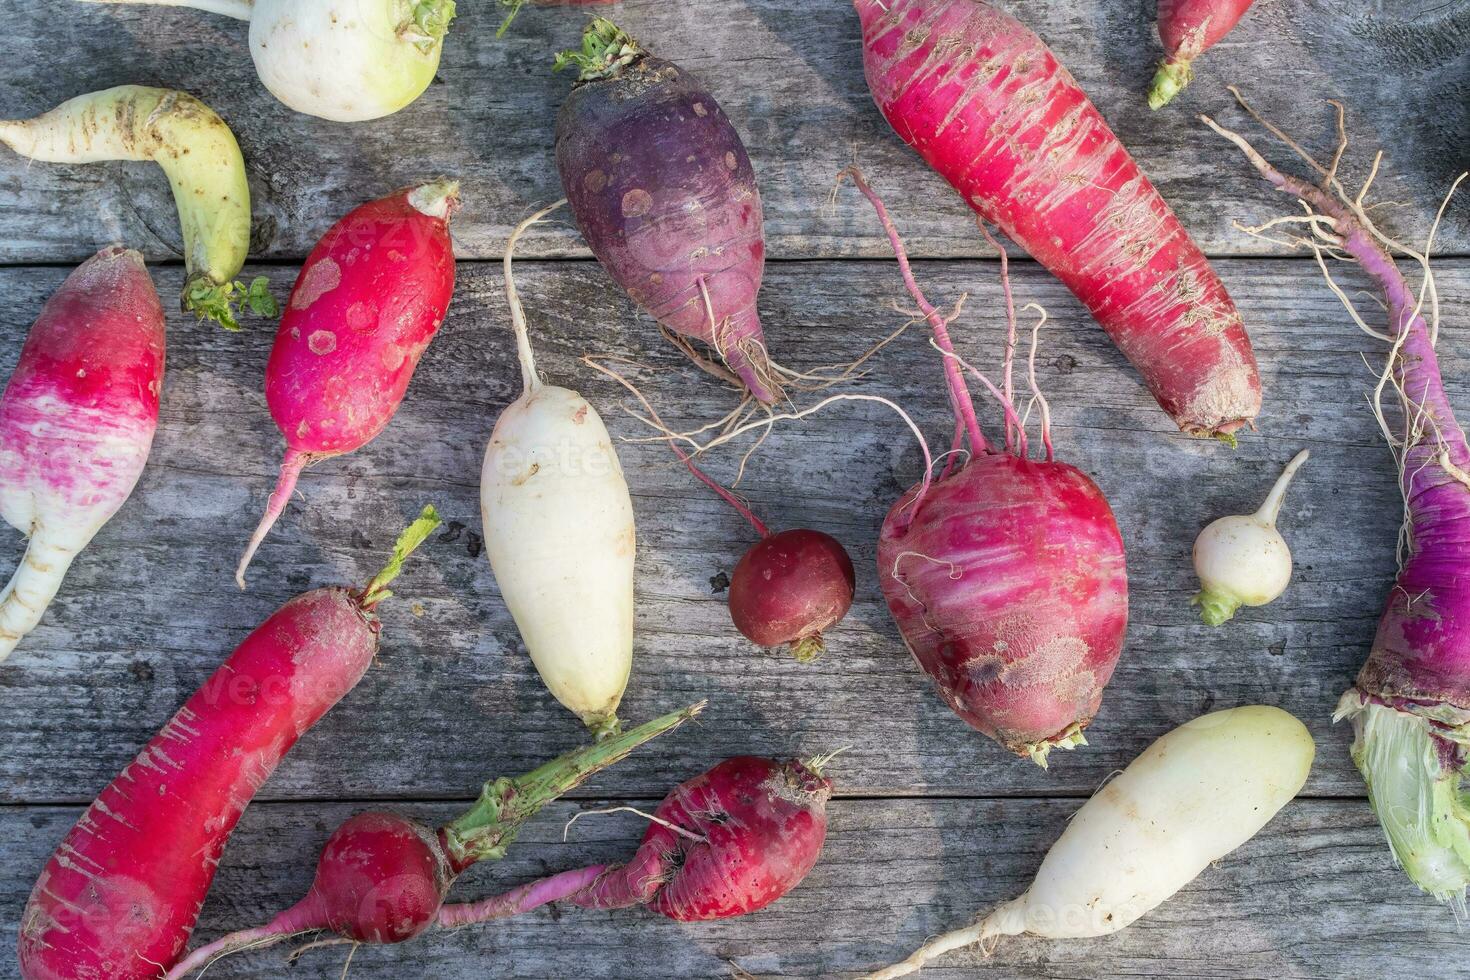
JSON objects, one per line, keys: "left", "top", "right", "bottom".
{"left": 481, "top": 201, "right": 634, "bottom": 738}
{"left": 0, "top": 85, "right": 268, "bottom": 330}
{"left": 862, "top": 705, "right": 1315, "bottom": 978}
{"left": 1193, "top": 450, "right": 1309, "bottom": 625}
{"left": 78, "top": 0, "right": 456, "bottom": 122}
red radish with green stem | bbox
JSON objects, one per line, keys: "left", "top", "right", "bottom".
{"left": 854, "top": 0, "right": 1260, "bottom": 439}
{"left": 17, "top": 507, "right": 441, "bottom": 980}
{"left": 162, "top": 701, "right": 705, "bottom": 977}
{"left": 1205, "top": 94, "right": 1470, "bottom": 906}
{"left": 586, "top": 359, "right": 857, "bottom": 662}
{"left": 437, "top": 754, "right": 833, "bottom": 927}
{"left": 1150, "top": 0, "right": 1260, "bottom": 109}
{"left": 554, "top": 18, "right": 781, "bottom": 404}
{"left": 844, "top": 167, "right": 1129, "bottom": 767}
{"left": 237, "top": 181, "right": 459, "bottom": 587}
{"left": 0, "top": 247, "right": 164, "bottom": 664}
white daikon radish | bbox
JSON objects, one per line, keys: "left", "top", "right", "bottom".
{"left": 481, "top": 202, "right": 634, "bottom": 737}
{"left": 863, "top": 705, "right": 1315, "bottom": 978}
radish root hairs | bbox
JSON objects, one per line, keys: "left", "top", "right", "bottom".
{"left": 1206, "top": 90, "right": 1470, "bottom": 905}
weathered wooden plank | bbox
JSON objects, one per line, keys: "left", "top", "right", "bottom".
{"left": 0, "top": 0, "right": 1464, "bottom": 263}
{"left": 1, "top": 255, "right": 1463, "bottom": 804}
{"left": 1, "top": 796, "right": 1461, "bottom": 979}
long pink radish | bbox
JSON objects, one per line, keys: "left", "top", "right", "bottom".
{"left": 855, "top": 0, "right": 1260, "bottom": 439}
{"left": 1151, "top": 0, "right": 1259, "bottom": 109}
{"left": 0, "top": 246, "right": 164, "bottom": 663}
{"left": 17, "top": 507, "right": 440, "bottom": 980}
{"left": 236, "top": 182, "right": 459, "bottom": 586}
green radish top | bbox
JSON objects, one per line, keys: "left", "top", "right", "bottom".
{"left": 406, "top": 0, "right": 458, "bottom": 53}
{"left": 554, "top": 17, "right": 645, "bottom": 82}
{"left": 357, "top": 505, "right": 442, "bottom": 609}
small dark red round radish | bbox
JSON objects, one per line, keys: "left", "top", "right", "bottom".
{"left": 729, "top": 529, "right": 856, "bottom": 662}
{"left": 310, "top": 812, "right": 451, "bottom": 944}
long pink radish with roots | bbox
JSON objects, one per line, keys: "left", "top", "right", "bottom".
{"left": 1205, "top": 95, "right": 1470, "bottom": 906}
{"left": 162, "top": 701, "right": 705, "bottom": 977}
{"left": 586, "top": 360, "right": 857, "bottom": 663}
{"left": 17, "top": 507, "right": 440, "bottom": 980}
{"left": 436, "top": 754, "right": 833, "bottom": 929}
{"left": 855, "top": 0, "right": 1261, "bottom": 439}
{"left": 554, "top": 18, "right": 782, "bottom": 405}
{"left": 0, "top": 246, "right": 164, "bottom": 664}
{"left": 237, "top": 181, "right": 459, "bottom": 587}
{"left": 844, "top": 168, "right": 1129, "bottom": 767}
{"left": 1150, "top": 0, "right": 1259, "bottom": 109}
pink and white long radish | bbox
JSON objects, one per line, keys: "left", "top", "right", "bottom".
{"left": 845, "top": 169, "right": 1129, "bottom": 766}
{"left": 0, "top": 247, "right": 164, "bottom": 664}
{"left": 437, "top": 754, "right": 832, "bottom": 928}
{"left": 17, "top": 507, "right": 440, "bottom": 980}
{"left": 78, "top": 0, "right": 457, "bottom": 122}
{"left": 162, "top": 701, "right": 704, "bottom": 977}
{"left": 237, "top": 181, "right": 459, "bottom": 587}
{"left": 482, "top": 203, "right": 634, "bottom": 736}
{"left": 861, "top": 705, "right": 1314, "bottom": 977}
{"left": 1207, "top": 99, "right": 1470, "bottom": 905}
{"left": 0, "top": 86, "right": 266, "bottom": 330}
{"left": 1150, "top": 0, "right": 1259, "bottom": 109}
{"left": 555, "top": 18, "right": 782, "bottom": 404}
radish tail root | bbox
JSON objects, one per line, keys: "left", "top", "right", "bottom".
{"left": 505, "top": 200, "right": 568, "bottom": 396}
{"left": 437, "top": 865, "right": 610, "bottom": 928}
{"left": 163, "top": 897, "right": 328, "bottom": 979}
{"left": 235, "top": 448, "right": 312, "bottom": 589}
{"left": 860, "top": 901, "right": 1026, "bottom": 980}
{"left": 0, "top": 529, "right": 76, "bottom": 664}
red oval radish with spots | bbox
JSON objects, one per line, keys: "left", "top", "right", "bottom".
{"left": 0, "top": 246, "right": 164, "bottom": 663}
{"left": 1150, "top": 0, "right": 1259, "bottom": 109}
{"left": 437, "top": 755, "right": 833, "bottom": 928}
{"left": 555, "top": 18, "right": 781, "bottom": 404}
{"left": 17, "top": 508, "right": 440, "bottom": 980}
{"left": 855, "top": 0, "right": 1260, "bottom": 439}
{"left": 236, "top": 181, "right": 459, "bottom": 586}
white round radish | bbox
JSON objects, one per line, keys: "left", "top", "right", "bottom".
{"left": 865, "top": 705, "right": 1315, "bottom": 978}
{"left": 480, "top": 202, "right": 635, "bottom": 737}
{"left": 1193, "top": 449, "right": 1309, "bottom": 625}
{"left": 249, "top": 0, "right": 455, "bottom": 121}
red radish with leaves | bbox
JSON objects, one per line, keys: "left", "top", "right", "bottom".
{"left": 855, "top": 0, "right": 1260, "bottom": 439}
{"left": 437, "top": 754, "right": 833, "bottom": 927}
{"left": 845, "top": 169, "right": 1129, "bottom": 766}
{"left": 1207, "top": 98, "right": 1470, "bottom": 906}
{"left": 555, "top": 18, "right": 781, "bottom": 404}
{"left": 236, "top": 181, "right": 459, "bottom": 586}
{"left": 162, "top": 702, "right": 705, "bottom": 976}
{"left": 1150, "top": 0, "right": 1259, "bottom": 109}
{"left": 0, "top": 247, "right": 164, "bottom": 664}
{"left": 17, "top": 507, "right": 441, "bottom": 980}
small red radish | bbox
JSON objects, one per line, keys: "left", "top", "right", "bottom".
{"left": 855, "top": 0, "right": 1260, "bottom": 439}
{"left": 845, "top": 169, "right": 1129, "bottom": 766}
{"left": 17, "top": 507, "right": 440, "bottom": 980}
{"left": 0, "top": 246, "right": 164, "bottom": 663}
{"left": 555, "top": 18, "right": 781, "bottom": 404}
{"left": 163, "top": 702, "right": 704, "bottom": 976}
{"left": 437, "top": 755, "right": 833, "bottom": 927}
{"left": 1151, "top": 0, "right": 1259, "bottom": 109}
{"left": 236, "top": 181, "right": 459, "bottom": 587}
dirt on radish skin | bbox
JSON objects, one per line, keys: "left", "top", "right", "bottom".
{"left": 555, "top": 18, "right": 780, "bottom": 404}
{"left": 0, "top": 247, "right": 165, "bottom": 664}
{"left": 236, "top": 181, "right": 459, "bottom": 586}
{"left": 17, "top": 508, "right": 441, "bottom": 980}
{"left": 854, "top": 0, "right": 1261, "bottom": 438}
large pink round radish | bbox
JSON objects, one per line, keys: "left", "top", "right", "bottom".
{"left": 236, "top": 181, "right": 459, "bottom": 586}
{"left": 0, "top": 246, "right": 164, "bottom": 663}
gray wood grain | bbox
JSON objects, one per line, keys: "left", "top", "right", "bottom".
{"left": 3, "top": 796, "right": 1463, "bottom": 979}
{"left": 0, "top": 0, "right": 1464, "bottom": 264}
{"left": 1, "top": 255, "right": 1463, "bottom": 805}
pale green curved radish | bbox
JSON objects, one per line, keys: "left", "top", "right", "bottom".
{"left": 1193, "top": 449, "right": 1310, "bottom": 625}
{"left": 481, "top": 201, "right": 634, "bottom": 738}
{"left": 0, "top": 85, "right": 265, "bottom": 331}
{"left": 864, "top": 705, "right": 1315, "bottom": 979}
{"left": 80, "top": 0, "right": 456, "bottom": 122}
